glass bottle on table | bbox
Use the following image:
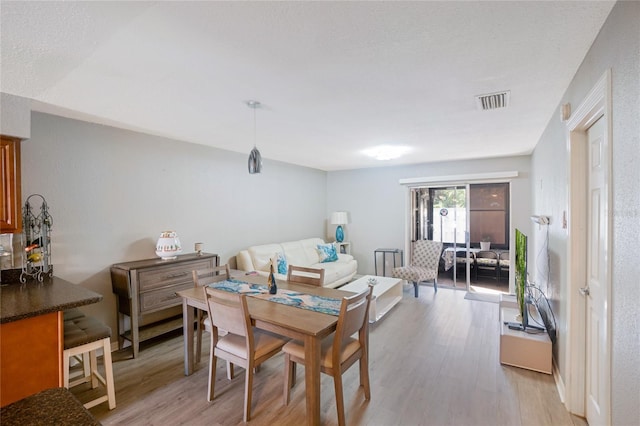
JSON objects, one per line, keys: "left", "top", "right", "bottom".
{"left": 268, "top": 261, "right": 277, "bottom": 294}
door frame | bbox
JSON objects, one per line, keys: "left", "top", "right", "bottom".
{"left": 564, "top": 69, "right": 612, "bottom": 422}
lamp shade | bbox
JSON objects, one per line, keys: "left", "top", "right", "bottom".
{"left": 330, "top": 211, "right": 349, "bottom": 225}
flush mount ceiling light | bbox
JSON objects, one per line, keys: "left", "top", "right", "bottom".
{"left": 247, "top": 100, "right": 262, "bottom": 174}
{"left": 363, "top": 145, "right": 410, "bottom": 161}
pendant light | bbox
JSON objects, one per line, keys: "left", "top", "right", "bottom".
{"left": 247, "top": 100, "right": 262, "bottom": 174}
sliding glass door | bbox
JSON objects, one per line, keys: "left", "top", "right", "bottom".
{"left": 411, "top": 186, "right": 472, "bottom": 289}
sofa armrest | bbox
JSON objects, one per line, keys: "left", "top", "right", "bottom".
{"left": 236, "top": 250, "right": 254, "bottom": 272}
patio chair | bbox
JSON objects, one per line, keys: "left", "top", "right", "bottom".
{"left": 392, "top": 240, "right": 443, "bottom": 297}
{"left": 499, "top": 251, "right": 510, "bottom": 280}
{"left": 475, "top": 250, "right": 499, "bottom": 281}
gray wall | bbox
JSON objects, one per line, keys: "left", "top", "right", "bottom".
{"left": 326, "top": 156, "right": 532, "bottom": 277}
{"left": 21, "top": 112, "right": 327, "bottom": 335}
{"left": 531, "top": 1, "right": 639, "bottom": 424}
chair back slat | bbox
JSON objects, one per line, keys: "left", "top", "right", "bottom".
{"left": 193, "top": 264, "right": 231, "bottom": 287}
{"left": 287, "top": 265, "right": 325, "bottom": 287}
{"left": 335, "top": 286, "right": 373, "bottom": 346}
{"left": 203, "top": 287, "right": 250, "bottom": 338}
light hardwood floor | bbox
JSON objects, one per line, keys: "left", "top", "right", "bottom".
{"left": 76, "top": 284, "right": 587, "bottom": 426}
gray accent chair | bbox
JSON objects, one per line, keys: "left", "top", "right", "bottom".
{"left": 392, "top": 240, "right": 443, "bottom": 297}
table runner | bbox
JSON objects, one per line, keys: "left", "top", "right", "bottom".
{"left": 208, "top": 279, "right": 341, "bottom": 316}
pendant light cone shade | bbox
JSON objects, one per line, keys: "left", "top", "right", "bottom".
{"left": 248, "top": 146, "right": 262, "bottom": 174}
{"left": 247, "top": 100, "right": 263, "bottom": 174}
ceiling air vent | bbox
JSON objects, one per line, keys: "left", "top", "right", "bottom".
{"left": 475, "top": 90, "right": 510, "bottom": 111}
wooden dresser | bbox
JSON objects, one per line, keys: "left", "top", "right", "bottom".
{"left": 110, "top": 253, "right": 218, "bottom": 358}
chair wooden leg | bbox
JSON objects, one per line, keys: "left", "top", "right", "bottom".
{"left": 207, "top": 343, "right": 217, "bottom": 401}
{"left": 283, "top": 354, "right": 294, "bottom": 406}
{"left": 291, "top": 362, "right": 296, "bottom": 387}
{"left": 226, "top": 361, "right": 234, "bottom": 380}
{"left": 82, "top": 353, "right": 91, "bottom": 382}
{"left": 89, "top": 350, "right": 99, "bottom": 388}
{"left": 333, "top": 372, "right": 346, "bottom": 426}
{"left": 196, "top": 310, "right": 202, "bottom": 364}
{"left": 360, "top": 354, "right": 371, "bottom": 400}
{"left": 102, "top": 338, "right": 116, "bottom": 410}
{"left": 244, "top": 361, "right": 254, "bottom": 422}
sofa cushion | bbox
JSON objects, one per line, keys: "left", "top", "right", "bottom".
{"left": 248, "top": 243, "right": 284, "bottom": 272}
{"left": 316, "top": 243, "right": 338, "bottom": 263}
{"left": 312, "top": 256, "right": 357, "bottom": 285}
{"left": 270, "top": 252, "right": 288, "bottom": 275}
{"left": 282, "top": 238, "right": 324, "bottom": 266}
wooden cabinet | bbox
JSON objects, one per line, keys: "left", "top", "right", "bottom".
{"left": 0, "top": 312, "right": 62, "bottom": 407}
{"left": 111, "top": 253, "right": 218, "bottom": 358}
{"left": 1, "top": 136, "right": 22, "bottom": 233}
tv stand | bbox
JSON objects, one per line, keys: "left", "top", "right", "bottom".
{"left": 499, "top": 294, "right": 552, "bottom": 374}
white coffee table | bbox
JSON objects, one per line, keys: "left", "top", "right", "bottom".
{"left": 340, "top": 275, "right": 403, "bottom": 323}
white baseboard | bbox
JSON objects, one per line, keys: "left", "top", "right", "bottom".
{"left": 553, "top": 358, "right": 566, "bottom": 403}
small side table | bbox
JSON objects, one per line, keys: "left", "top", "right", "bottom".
{"left": 374, "top": 248, "right": 403, "bottom": 277}
{"left": 335, "top": 241, "right": 351, "bottom": 255}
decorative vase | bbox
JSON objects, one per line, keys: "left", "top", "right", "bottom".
{"left": 480, "top": 241, "right": 491, "bottom": 251}
{"left": 156, "top": 231, "right": 182, "bottom": 260}
{"left": 268, "top": 261, "right": 277, "bottom": 294}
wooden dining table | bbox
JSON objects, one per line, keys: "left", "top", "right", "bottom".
{"left": 176, "top": 274, "right": 354, "bottom": 426}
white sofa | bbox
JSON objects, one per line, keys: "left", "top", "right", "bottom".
{"left": 236, "top": 237, "right": 357, "bottom": 288}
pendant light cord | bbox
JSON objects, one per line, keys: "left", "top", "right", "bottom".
{"left": 253, "top": 105, "right": 257, "bottom": 149}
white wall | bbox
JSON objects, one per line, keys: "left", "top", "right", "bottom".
{"left": 0, "top": 93, "right": 31, "bottom": 139}
{"left": 327, "top": 156, "right": 531, "bottom": 276}
{"left": 531, "top": 1, "right": 639, "bottom": 424}
{"left": 21, "top": 112, "right": 327, "bottom": 336}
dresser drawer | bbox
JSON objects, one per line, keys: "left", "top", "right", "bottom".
{"left": 139, "top": 281, "right": 194, "bottom": 314}
{"left": 138, "top": 259, "right": 213, "bottom": 291}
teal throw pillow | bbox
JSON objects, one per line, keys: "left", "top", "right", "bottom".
{"left": 317, "top": 243, "right": 338, "bottom": 263}
{"left": 276, "top": 253, "right": 288, "bottom": 275}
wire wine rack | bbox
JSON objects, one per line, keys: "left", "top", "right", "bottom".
{"left": 20, "top": 194, "right": 53, "bottom": 283}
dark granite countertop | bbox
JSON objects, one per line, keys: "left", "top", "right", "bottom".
{"left": 0, "top": 387, "right": 100, "bottom": 425}
{"left": 0, "top": 276, "right": 103, "bottom": 324}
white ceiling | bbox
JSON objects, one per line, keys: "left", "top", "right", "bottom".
{"left": 1, "top": 1, "right": 615, "bottom": 171}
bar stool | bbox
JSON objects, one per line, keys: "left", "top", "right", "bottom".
{"left": 63, "top": 315, "right": 116, "bottom": 410}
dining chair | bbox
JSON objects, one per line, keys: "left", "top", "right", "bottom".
{"left": 287, "top": 265, "right": 325, "bottom": 287}
{"left": 475, "top": 250, "right": 499, "bottom": 281}
{"left": 282, "top": 285, "right": 373, "bottom": 426}
{"left": 193, "top": 264, "right": 231, "bottom": 363}
{"left": 203, "top": 287, "right": 289, "bottom": 422}
{"left": 499, "top": 251, "right": 510, "bottom": 281}
{"left": 392, "top": 239, "right": 443, "bottom": 296}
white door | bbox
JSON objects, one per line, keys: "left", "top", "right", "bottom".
{"left": 585, "top": 116, "right": 609, "bottom": 426}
